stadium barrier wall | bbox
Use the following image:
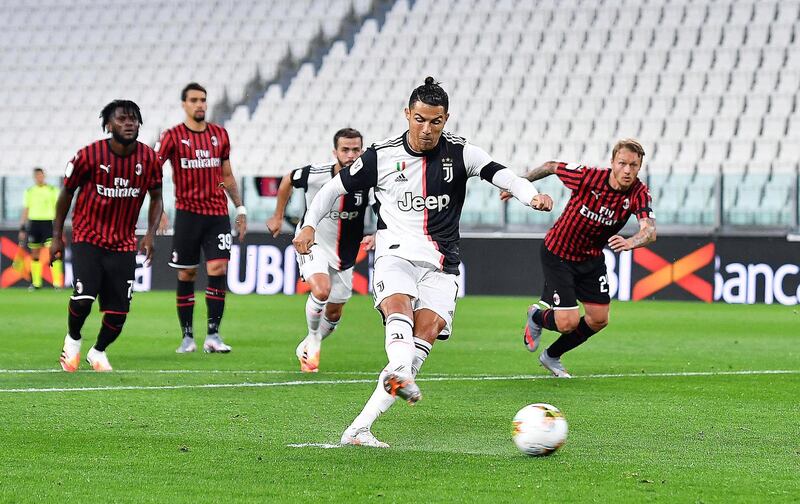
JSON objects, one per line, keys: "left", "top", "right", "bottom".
{"left": 1, "top": 232, "right": 798, "bottom": 305}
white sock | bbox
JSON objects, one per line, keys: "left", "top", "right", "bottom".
{"left": 350, "top": 366, "right": 396, "bottom": 430}
{"left": 305, "top": 294, "right": 325, "bottom": 337}
{"left": 349, "top": 339, "right": 434, "bottom": 431}
{"left": 411, "top": 337, "right": 432, "bottom": 377}
{"left": 319, "top": 316, "right": 339, "bottom": 341}
{"left": 384, "top": 313, "right": 414, "bottom": 374}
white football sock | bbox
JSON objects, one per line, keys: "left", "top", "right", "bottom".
{"left": 349, "top": 338, "right": 434, "bottom": 431}
{"left": 411, "top": 337, "right": 432, "bottom": 377}
{"left": 305, "top": 294, "right": 325, "bottom": 338}
{"left": 350, "top": 366, "right": 396, "bottom": 430}
{"left": 384, "top": 313, "right": 414, "bottom": 374}
{"left": 319, "top": 316, "right": 339, "bottom": 341}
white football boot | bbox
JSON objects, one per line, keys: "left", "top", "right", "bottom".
{"left": 59, "top": 334, "right": 81, "bottom": 373}
{"left": 340, "top": 426, "right": 389, "bottom": 448}
{"left": 86, "top": 347, "right": 113, "bottom": 372}
{"left": 539, "top": 349, "right": 572, "bottom": 378}
{"left": 203, "top": 334, "right": 231, "bottom": 353}
{"left": 176, "top": 337, "right": 197, "bottom": 354}
{"left": 382, "top": 367, "right": 422, "bottom": 404}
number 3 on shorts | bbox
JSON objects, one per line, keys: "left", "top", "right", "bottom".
{"left": 217, "top": 233, "right": 232, "bottom": 251}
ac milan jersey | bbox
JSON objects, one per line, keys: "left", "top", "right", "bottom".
{"left": 156, "top": 123, "right": 231, "bottom": 215}
{"left": 291, "top": 162, "right": 372, "bottom": 271}
{"left": 64, "top": 139, "right": 162, "bottom": 252}
{"left": 339, "top": 131, "right": 502, "bottom": 274}
{"left": 545, "top": 163, "right": 653, "bottom": 262}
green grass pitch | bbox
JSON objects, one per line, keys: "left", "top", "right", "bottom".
{"left": 0, "top": 290, "right": 798, "bottom": 503}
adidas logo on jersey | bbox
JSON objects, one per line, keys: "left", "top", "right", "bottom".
{"left": 395, "top": 173, "right": 408, "bottom": 182}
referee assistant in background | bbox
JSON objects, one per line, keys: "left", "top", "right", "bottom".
{"left": 19, "top": 167, "right": 63, "bottom": 289}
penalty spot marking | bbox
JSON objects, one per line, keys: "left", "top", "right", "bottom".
{"left": 0, "top": 369, "right": 797, "bottom": 394}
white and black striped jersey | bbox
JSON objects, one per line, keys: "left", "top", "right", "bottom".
{"left": 292, "top": 162, "right": 371, "bottom": 270}
{"left": 339, "top": 131, "right": 504, "bottom": 274}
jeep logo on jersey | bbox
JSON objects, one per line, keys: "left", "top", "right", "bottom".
{"left": 442, "top": 158, "right": 454, "bottom": 183}
{"left": 398, "top": 192, "right": 451, "bottom": 212}
{"left": 328, "top": 210, "right": 360, "bottom": 220}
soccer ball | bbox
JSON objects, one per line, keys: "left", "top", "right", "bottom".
{"left": 512, "top": 403, "right": 568, "bottom": 456}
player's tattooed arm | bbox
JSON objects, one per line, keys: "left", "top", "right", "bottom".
{"left": 221, "top": 159, "right": 247, "bottom": 240}
{"left": 221, "top": 160, "right": 243, "bottom": 207}
{"left": 523, "top": 161, "right": 560, "bottom": 182}
{"left": 500, "top": 162, "right": 559, "bottom": 201}
{"left": 608, "top": 217, "right": 657, "bottom": 252}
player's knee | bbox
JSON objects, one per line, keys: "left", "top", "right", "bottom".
{"left": 556, "top": 315, "right": 580, "bottom": 334}
{"left": 311, "top": 286, "right": 330, "bottom": 302}
{"left": 207, "top": 261, "right": 227, "bottom": 276}
{"left": 586, "top": 315, "right": 609, "bottom": 331}
{"left": 69, "top": 298, "right": 93, "bottom": 315}
{"left": 178, "top": 268, "right": 197, "bottom": 281}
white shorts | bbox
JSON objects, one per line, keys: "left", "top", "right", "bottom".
{"left": 296, "top": 246, "right": 354, "bottom": 304}
{"left": 372, "top": 255, "right": 459, "bottom": 338}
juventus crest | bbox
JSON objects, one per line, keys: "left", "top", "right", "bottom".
{"left": 442, "top": 158, "right": 454, "bottom": 183}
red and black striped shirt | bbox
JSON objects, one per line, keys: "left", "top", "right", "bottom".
{"left": 156, "top": 123, "right": 231, "bottom": 215}
{"left": 64, "top": 139, "right": 162, "bottom": 252}
{"left": 545, "top": 163, "right": 653, "bottom": 262}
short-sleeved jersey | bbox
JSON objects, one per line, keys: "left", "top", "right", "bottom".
{"left": 156, "top": 123, "right": 231, "bottom": 216}
{"left": 24, "top": 184, "right": 59, "bottom": 221}
{"left": 545, "top": 163, "right": 653, "bottom": 261}
{"left": 64, "top": 139, "right": 162, "bottom": 252}
{"left": 292, "top": 161, "right": 371, "bottom": 271}
{"left": 339, "top": 131, "right": 501, "bottom": 274}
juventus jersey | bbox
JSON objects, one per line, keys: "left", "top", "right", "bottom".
{"left": 292, "top": 162, "right": 371, "bottom": 271}
{"left": 339, "top": 131, "right": 502, "bottom": 274}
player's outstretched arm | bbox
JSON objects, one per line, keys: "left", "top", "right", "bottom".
{"left": 291, "top": 174, "right": 348, "bottom": 254}
{"left": 608, "top": 217, "right": 657, "bottom": 252}
{"left": 221, "top": 160, "right": 247, "bottom": 241}
{"left": 50, "top": 188, "right": 75, "bottom": 262}
{"left": 489, "top": 167, "right": 553, "bottom": 211}
{"left": 266, "top": 172, "right": 294, "bottom": 237}
{"left": 499, "top": 161, "right": 559, "bottom": 201}
{"left": 141, "top": 188, "right": 164, "bottom": 265}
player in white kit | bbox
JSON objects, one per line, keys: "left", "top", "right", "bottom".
{"left": 293, "top": 78, "right": 553, "bottom": 447}
{"left": 268, "top": 128, "right": 372, "bottom": 372}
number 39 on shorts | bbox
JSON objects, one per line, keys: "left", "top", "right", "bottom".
{"left": 217, "top": 233, "right": 232, "bottom": 250}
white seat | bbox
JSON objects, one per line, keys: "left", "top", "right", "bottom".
{"left": 703, "top": 140, "right": 729, "bottom": 164}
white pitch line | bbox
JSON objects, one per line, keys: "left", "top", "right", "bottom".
{"left": 0, "top": 369, "right": 387, "bottom": 376}
{"left": 286, "top": 443, "right": 342, "bottom": 449}
{"left": 0, "top": 369, "right": 797, "bottom": 394}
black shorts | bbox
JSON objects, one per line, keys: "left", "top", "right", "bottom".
{"left": 71, "top": 242, "right": 136, "bottom": 313}
{"left": 539, "top": 243, "right": 610, "bottom": 309}
{"left": 169, "top": 209, "right": 232, "bottom": 268}
{"left": 27, "top": 220, "right": 53, "bottom": 248}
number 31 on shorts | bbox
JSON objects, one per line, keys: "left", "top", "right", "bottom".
{"left": 217, "top": 233, "right": 232, "bottom": 250}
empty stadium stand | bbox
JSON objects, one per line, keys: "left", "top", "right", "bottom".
{"left": 0, "top": 0, "right": 798, "bottom": 230}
